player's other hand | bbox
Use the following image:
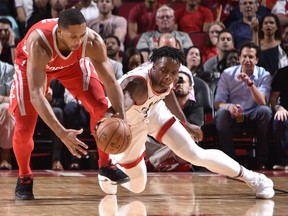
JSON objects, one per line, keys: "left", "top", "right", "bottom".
{"left": 185, "top": 123, "right": 203, "bottom": 143}
{"left": 60, "top": 128, "right": 88, "bottom": 158}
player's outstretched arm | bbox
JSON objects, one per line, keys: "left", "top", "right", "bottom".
{"left": 164, "top": 92, "right": 203, "bottom": 142}
{"left": 26, "top": 31, "right": 88, "bottom": 158}
{"left": 86, "top": 30, "right": 126, "bottom": 121}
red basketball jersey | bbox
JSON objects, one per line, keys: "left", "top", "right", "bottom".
{"left": 15, "top": 18, "right": 88, "bottom": 72}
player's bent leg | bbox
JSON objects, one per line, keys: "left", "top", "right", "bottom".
{"left": 120, "top": 159, "right": 147, "bottom": 194}
{"left": 161, "top": 121, "right": 274, "bottom": 199}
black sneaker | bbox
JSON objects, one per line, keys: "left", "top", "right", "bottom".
{"left": 98, "top": 164, "right": 130, "bottom": 185}
{"left": 15, "top": 177, "right": 34, "bottom": 200}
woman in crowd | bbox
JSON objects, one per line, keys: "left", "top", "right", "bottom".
{"left": 122, "top": 47, "right": 144, "bottom": 74}
{"left": 202, "top": 21, "right": 225, "bottom": 63}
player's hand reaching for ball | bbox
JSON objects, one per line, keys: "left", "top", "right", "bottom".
{"left": 60, "top": 128, "right": 88, "bottom": 158}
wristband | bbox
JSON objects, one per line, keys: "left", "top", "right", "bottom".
{"left": 9, "top": 45, "right": 16, "bottom": 48}
{"left": 247, "top": 82, "right": 254, "bottom": 87}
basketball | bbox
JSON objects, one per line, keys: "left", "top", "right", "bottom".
{"left": 95, "top": 118, "right": 132, "bottom": 154}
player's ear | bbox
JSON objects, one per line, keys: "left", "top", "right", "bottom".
{"left": 57, "top": 27, "right": 62, "bottom": 37}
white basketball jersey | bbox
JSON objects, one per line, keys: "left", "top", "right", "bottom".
{"left": 118, "top": 63, "right": 174, "bottom": 126}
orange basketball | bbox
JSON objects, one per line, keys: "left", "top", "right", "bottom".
{"left": 95, "top": 118, "right": 132, "bottom": 154}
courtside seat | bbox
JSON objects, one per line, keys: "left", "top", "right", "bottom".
{"left": 189, "top": 32, "right": 209, "bottom": 51}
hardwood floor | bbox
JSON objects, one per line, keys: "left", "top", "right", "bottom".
{"left": 1, "top": 170, "right": 287, "bottom": 216}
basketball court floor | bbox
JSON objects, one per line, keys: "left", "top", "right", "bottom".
{"left": 1, "top": 170, "right": 287, "bottom": 215}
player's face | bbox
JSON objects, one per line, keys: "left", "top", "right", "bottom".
{"left": 58, "top": 23, "right": 87, "bottom": 51}
{"left": 151, "top": 57, "right": 180, "bottom": 93}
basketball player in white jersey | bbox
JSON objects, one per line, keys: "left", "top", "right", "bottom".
{"left": 97, "top": 46, "right": 275, "bottom": 199}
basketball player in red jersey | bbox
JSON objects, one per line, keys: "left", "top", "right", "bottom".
{"left": 9, "top": 9, "right": 129, "bottom": 200}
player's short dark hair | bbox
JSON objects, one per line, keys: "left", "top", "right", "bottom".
{"left": 150, "top": 46, "right": 185, "bottom": 65}
{"left": 58, "top": 8, "right": 86, "bottom": 29}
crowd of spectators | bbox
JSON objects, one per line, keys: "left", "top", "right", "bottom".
{"left": 1, "top": 0, "right": 288, "bottom": 171}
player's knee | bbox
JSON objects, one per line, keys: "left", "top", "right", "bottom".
{"left": 126, "top": 183, "right": 146, "bottom": 194}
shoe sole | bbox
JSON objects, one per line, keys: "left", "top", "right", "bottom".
{"left": 15, "top": 194, "right": 35, "bottom": 200}
{"left": 98, "top": 174, "right": 130, "bottom": 185}
{"left": 256, "top": 188, "right": 275, "bottom": 199}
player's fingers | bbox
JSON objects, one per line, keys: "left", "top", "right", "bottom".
{"left": 75, "top": 128, "right": 83, "bottom": 135}
{"left": 77, "top": 140, "right": 89, "bottom": 150}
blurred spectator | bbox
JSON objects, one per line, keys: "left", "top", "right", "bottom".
{"left": 229, "top": 0, "right": 260, "bottom": 50}
{"left": 202, "top": 21, "right": 226, "bottom": 63}
{"left": 224, "top": 0, "right": 270, "bottom": 28}
{"left": 271, "top": 0, "right": 288, "bottom": 26}
{"left": 14, "top": 0, "right": 34, "bottom": 38}
{"left": 63, "top": 88, "right": 91, "bottom": 170}
{"left": 270, "top": 65, "right": 288, "bottom": 170}
{"left": 26, "top": 0, "right": 68, "bottom": 32}
{"left": 46, "top": 79, "right": 92, "bottom": 170}
{"left": 214, "top": 42, "right": 272, "bottom": 169}
{"left": 186, "top": 45, "right": 211, "bottom": 83}
{"left": 25, "top": 0, "right": 50, "bottom": 32}
{"left": 204, "top": 29, "right": 235, "bottom": 78}
{"left": 104, "top": 34, "right": 121, "bottom": 62}
{"left": 87, "top": 0, "right": 127, "bottom": 51}
{"left": 157, "top": 32, "right": 181, "bottom": 50}
{"left": 0, "top": 4, "right": 21, "bottom": 39}
{"left": 109, "top": 58, "right": 123, "bottom": 80}
{"left": 0, "top": 18, "right": 18, "bottom": 64}
{"left": 128, "top": 0, "right": 159, "bottom": 41}
{"left": 122, "top": 47, "right": 144, "bottom": 74}
{"left": 45, "top": 79, "right": 66, "bottom": 171}
{"left": 253, "top": 13, "right": 288, "bottom": 75}
{"left": 136, "top": 5, "right": 193, "bottom": 62}
{"left": 74, "top": 0, "right": 99, "bottom": 23}
{"left": 174, "top": 0, "right": 214, "bottom": 33}
{"left": 217, "top": 49, "right": 240, "bottom": 73}
{"left": 0, "top": 40, "right": 15, "bottom": 170}
{"left": 282, "top": 24, "right": 288, "bottom": 54}
{"left": 214, "top": 0, "right": 239, "bottom": 24}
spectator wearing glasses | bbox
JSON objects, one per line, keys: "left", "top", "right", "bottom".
{"left": 136, "top": 5, "right": 193, "bottom": 62}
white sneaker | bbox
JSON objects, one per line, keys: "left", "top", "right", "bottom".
{"left": 245, "top": 174, "right": 275, "bottom": 199}
{"left": 98, "top": 176, "right": 117, "bottom": 195}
